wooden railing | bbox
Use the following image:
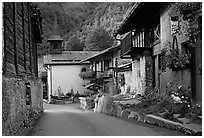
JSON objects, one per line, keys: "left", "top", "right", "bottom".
{"left": 132, "top": 31, "right": 154, "bottom": 48}
{"left": 120, "top": 30, "right": 154, "bottom": 57}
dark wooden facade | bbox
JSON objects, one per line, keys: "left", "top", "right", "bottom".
{"left": 3, "top": 2, "right": 42, "bottom": 77}
{"left": 120, "top": 31, "right": 153, "bottom": 58}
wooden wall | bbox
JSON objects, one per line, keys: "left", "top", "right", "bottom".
{"left": 3, "top": 2, "right": 42, "bottom": 77}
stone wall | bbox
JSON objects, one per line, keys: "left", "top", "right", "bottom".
{"left": 159, "top": 3, "right": 191, "bottom": 91}
{"left": 131, "top": 56, "right": 146, "bottom": 95}
{"left": 119, "top": 71, "right": 132, "bottom": 94}
{"left": 2, "top": 76, "right": 43, "bottom": 136}
{"left": 145, "top": 54, "right": 153, "bottom": 91}
{"left": 79, "top": 97, "right": 95, "bottom": 110}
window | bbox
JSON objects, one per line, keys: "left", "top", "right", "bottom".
{"left": 104, "top": 59, "right": 111, "bottom": 70}
{"left": 81, "top": 67, "right": 87, "bottom": 72}
{"left": 153, "top": 16, "right": 160, "bottom": 42}
{"left": 54, "top": 43, "right": 58, "bottom": 49}
{"left": 154, "top": 24, "right": 160, "bottom": 41}
{"left": 132, "top": 30, "right": 145, "bottom": 47}
{"left": 96, "top": 61, "right": 100, "bottom": 72}
{"left": 92, "top": 63, "right": 95, "bottom": 71}
{"left": 25, "top": 82, "right": 31, "bottom": 105}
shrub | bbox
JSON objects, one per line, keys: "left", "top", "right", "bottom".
{"left": 186, "top": 103, "right": 202, "bottom": 117}
{"left": 140, "top": 82, "right": 192, "bottom": 118}
{"left": 79, "top": 68, "right": 95, "bottom": 80}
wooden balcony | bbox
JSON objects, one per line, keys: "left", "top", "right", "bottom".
{"left": 95, "top": 70, "right": 113, "bottom": 79}
{"left": 120, "top": 30, "right": 153, "bottom": 58}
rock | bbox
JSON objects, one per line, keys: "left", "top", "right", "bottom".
{"left": 111, "top": 104, "right": 117, "bottom": 117}
{"left": 128, "top": 111, "right": 140, "bottom": 120}
{"left": 145, "top": 114, "right": 181, "bottom": 129}
{"left": 95, "top": 96, "right": 114, "bottom": 115}
{"left": 116, "top": 105, "right": 123, "bottom": 117}
{"left": 177, "top": 118, "right": 191, "bottom": 124}
{"left": 118, "top": 99, "right": 141, "bottom": 105}
{"left": 95, "top": 96, "right": 105, "bottom": 113}
{"left": 121, "top": 109, "right": 131, "bottom": 119}
{"left": 128, "top": 111, "right": 136, "bottom": 120}
{"left": 101, "top": 96, "right": 114, "bottom": 115}
{"left": 79, "top": 97, "right": 94, "bottom": 110}
{"left": 173, "top": 114, "right": 181, "bottom": 118}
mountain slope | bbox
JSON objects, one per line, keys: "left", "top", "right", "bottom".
{"left": 36, "top": 2, "right": 135, "bottom": 56}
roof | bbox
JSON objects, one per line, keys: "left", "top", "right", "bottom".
{"left": 43, "top": 51, "right": 99, "bottom": 65}
{"left": 114, "top": 2, "right": 142, "bottom": 36}
{"left": 114, "top": 2, "right": 166, "bottom": 35}
{"left": 80, "top": 44, "right": 120, "bottom": 63}
{"left": 47, "top": 35, "right": 64, "bottom": 41}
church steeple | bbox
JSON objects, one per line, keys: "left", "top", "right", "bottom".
{"left": 53, "top": 12, "right": 59, "bottom": 35}
{"left": 47, "top": 12, "right": 64, "bottom": 54}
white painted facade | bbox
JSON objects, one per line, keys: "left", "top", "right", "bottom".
{"left": 131, "top": 56, "right": 146, "bottom": 95}
{"left": 47, "top": 64, "right": 89, "bottom": 102}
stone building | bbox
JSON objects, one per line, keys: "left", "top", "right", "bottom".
{"left": 81, "top": 44, "right": 132, "bottom": 95}
{"left": 114, "top": 2, "right": 202, "bottom": 103}
{"left": 2, "top": 2, "right": 43, "bottom": 135}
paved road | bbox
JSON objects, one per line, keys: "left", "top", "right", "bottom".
{"left": 27, "top": 103, "right": 185, "bottom": 136}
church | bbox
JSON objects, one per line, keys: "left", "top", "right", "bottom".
{"left": 43, "top": 12, "right": 98, "bottom": 102}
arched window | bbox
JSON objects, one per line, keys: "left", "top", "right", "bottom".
{"left": 81, "top": 67, "right": 87, "bottom": 72}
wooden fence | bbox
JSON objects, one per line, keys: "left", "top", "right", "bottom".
{"left": 3, "top": 2, "right": 42, "bottom": 77}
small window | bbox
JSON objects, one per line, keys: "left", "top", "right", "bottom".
{"left": 25, "top": 82, "right": 31, "bottom": 105}
{"left": 81, "top": 67, "right": 87, "bottom": 72}
{"left": 54, "top": 43, "right": 58, "bottom": 49}
{"left": 104, "top": 59, "right": 111, "bottom": 70}
{"left": 154, "top": 24, "right": 160, "bottom": 41}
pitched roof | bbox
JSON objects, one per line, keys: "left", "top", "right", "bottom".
{"left": 114, "top": 2, "right": 166, "bottom": 35}
{"left": 47, "top": 35, "right": 64, "bottom": 41}
{"left": 114, "top": 2, "right": 142, "bottom": 36}
{"left": 80, "top": 44, "right": 120, "bottom": 63}
{"left": 43, "top": 51, "right": 99, "bottom": 65}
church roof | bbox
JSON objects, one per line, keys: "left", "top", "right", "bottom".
{"left": 47, "top": 35, "right": 64, "bottom": 41}
{"left": 80, "top": 44, "right": 120, "bottom": 63}
{"left": 43, "top": 51, "right": 99, "bottom": 65}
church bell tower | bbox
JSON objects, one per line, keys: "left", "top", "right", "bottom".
{"left": 47, "top": 12, "right": 64, "bottom": 54}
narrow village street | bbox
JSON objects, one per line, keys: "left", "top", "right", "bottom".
{"left": 2, "top": 2, "right": 202, "bottom": 136}
{"left": 27, "top": 103, "right": 185, "bottom": 136}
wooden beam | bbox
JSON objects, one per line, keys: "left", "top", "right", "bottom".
{"left": 3, "top": 3, "right": 7, "bottom": 74}
{"left": 22, "top": 3, "right": 27, "bottom": 71}
{"left": 28, "top": 3, "right": 32, "bottom": 73}
{"left": 13, "top": 3, "right": 19, "bottom": 75}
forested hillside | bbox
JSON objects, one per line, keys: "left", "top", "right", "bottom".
{"left": 35, "top": 2, "right": 135, "bottom": 57}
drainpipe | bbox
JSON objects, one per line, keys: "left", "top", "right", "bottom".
{"left": 114, "top": 34, "right": 121, "bottom": 94}
{"left": 115, "top": 58, "right": 119, "bottom": 94}
{"left": 44, "top": 64, "right": 52, "bottom": 102}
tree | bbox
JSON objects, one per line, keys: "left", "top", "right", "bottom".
{"left": 179, "top": 2, "right": 202, "bottom": 47}
{"left": 65, "top": 35, "right": 84, "bottom": 51}
{"left": 84, "top": 27, "right": 114, "bottom": 51}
